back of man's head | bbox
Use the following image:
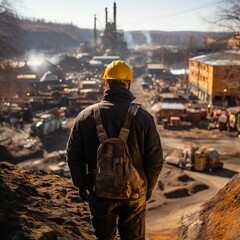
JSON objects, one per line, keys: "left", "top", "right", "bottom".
{"left": 102, "top": 60, "right": 134, "bottom": 90}
{"left": 102, "top": 60, "right": 134, "bottom": 82}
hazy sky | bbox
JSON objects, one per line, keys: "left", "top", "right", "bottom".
{"left": 17, "top": 0, "right": 225, "bottom": 32}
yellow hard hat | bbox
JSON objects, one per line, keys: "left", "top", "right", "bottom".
{"left": 102, "top": 60, "right": 134, "bottom": 82}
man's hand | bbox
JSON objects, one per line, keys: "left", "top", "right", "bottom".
{"left": 146, "top": 191, "right": 152, "bottom": 201}
{"left": 78, "top": 188, "right": 90, "bottom": 202}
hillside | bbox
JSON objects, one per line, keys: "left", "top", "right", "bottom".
{"left": 126, "top": 30, "right": 230, "bottom": 48}
{"left": 2, "top": 18, "right": 231, "bottom": 56}
{"left": 18, "top": 19, "right": 93, "bottom": 51}
{"left": 0, "top": 161, "right": 95, "bottom": 240}
{"left": 179, "top": 173, "right": 240, "bottom": 240}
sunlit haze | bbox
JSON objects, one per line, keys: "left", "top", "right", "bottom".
{"left": 17, "top": 0, "right": 225, "bottom": 32}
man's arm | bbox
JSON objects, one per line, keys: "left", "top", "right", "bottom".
{"left": 66, "top": 120, "right": 87, "bottom": 190}
{"left": 143, "top": 116, "right": 163, "bottom": 200}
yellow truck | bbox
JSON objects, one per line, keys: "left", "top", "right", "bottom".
{"left": 165, "top": 145, "right": 223, "bottom": 172}
{"left": 226, "top": 106, "right": 240, "bottom": 134}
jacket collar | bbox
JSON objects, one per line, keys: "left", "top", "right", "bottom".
{"left": 103, "top": 85, "right": 135, "bottom": 103}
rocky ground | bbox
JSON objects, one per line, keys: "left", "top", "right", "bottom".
{"left": 178, "top": 173, "right": 240, "bottom": 240}
{"left": 0, "top": 161, "right": 95, "bottom": 240}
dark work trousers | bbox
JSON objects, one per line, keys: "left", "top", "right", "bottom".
{"left": 89, "top": 195, "right": 146, "bottom": 240}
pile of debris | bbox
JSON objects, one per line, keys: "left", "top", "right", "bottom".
{"left": 0, "top": 125, "right": 43, "bottom": 162}
{"left": 148, "top": 165, "right": 209, "bottom": 210}
{"left": 179, "top": 173, "right": 240, "bottom": 240}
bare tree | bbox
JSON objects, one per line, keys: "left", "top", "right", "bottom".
{"left": 0, "top": 63, "right": 19, "bottom": 118}
{"left": 212, "top": 0, "right": 240, "bottom": 106}
{"left": 0, "top": 0, "right": 20, "bottom": 58}
{"left": 0, "top": 62, "right": 17, "bottom": 97}
{"left": 214, "top": 0, "right": 240, "bottom": 33}
{"left": 0, "top": 0, "right": 20, "bottom": 115}
{"left": 224, "top": 58, "right": 240, "bottom": 107}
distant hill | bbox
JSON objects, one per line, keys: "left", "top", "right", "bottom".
{"left": 2, "top": 18, "right": 232, "bottom": 57}
{"left": 126, "top": 30, "right": 231, "bottom": 49}
{"left": 18, "top": 19, "right": 93, "bottom": 51}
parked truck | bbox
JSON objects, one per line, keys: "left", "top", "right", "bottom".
{"left": 165, "top": 144, "right": 223, "bottom": 172}
{"left": 162, "top": 116, "right": 192, "bottom": 130}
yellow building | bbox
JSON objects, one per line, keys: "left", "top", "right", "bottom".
{"left": 188, "top": 51, "right": 240, "bottom": 106}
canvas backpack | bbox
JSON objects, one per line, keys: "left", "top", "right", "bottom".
{"left": 91, "top": 103, "right": 145, "bottom": 199}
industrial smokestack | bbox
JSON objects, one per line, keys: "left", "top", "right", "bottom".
{"left": 105, "top": 7, "right": 108, "bottom": 27}
{"left": 113, "top": 2, "right": 116, "bottom": 30}
{"left": 93, "top": 14, "right": 97, "bottom": 47}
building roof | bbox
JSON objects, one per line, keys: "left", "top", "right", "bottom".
{"left": 17, "top": 74, "right": 37, "bottom": 80}
{"left": 190, "top": 51, "right": 240, "bottom": 66}
{"left": 92, "top": 56, "right": 120, "bottom": 65}
{"left": 89, "top": 60, "right": 103, "bottom": 67}
{"left": 151, "top": 102, "right": 185, "bottom": 112}
{"left": 40, "top": 71, "right": 59, "bottom": 82}
{"left": 170, "top": 69, "right": 188, "bottom": 75}
{"left": 147, "top": 63, "right": 166, "bottom": 70}
{"left": 159, "top": 93, "right": 175, "bottom": 99}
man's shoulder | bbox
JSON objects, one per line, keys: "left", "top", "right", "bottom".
{"left": 133, "top": 103, "right": 153, "bottom": 118}
{"left": 77, "top": 103, "right": 99, "bottom": 120}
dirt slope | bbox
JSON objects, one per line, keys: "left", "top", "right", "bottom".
{"left": 179, "top": 173, "right": 240, "bottom": 240}
{"left": 1, "top": 159, "right": 240, "bottom": 239}
{"left": 0, "top": 162, "right": 95, "bottom": 240}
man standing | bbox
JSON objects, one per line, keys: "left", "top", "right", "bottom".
{"left": 66, "top": 60, "right": 163, "bottom": 240}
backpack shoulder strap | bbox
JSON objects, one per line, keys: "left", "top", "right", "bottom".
{"left": 94, "top": 103, "right": 108, "bottom": 143}
{"left": 118, "top": 103, "right": 140, "bottom": 141}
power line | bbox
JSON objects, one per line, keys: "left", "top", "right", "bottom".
{"left": 122, "top": 0, "right": 225, "bottom": 28}
{"left": 154, "top": 0, "right": 225, "bottom": 20}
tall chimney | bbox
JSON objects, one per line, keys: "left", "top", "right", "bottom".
{"left": 105, "top": 7, "right": 108, "bottom": 27}
{"left": 113, "top": 2, "right": 116, "bottom": 30}
{"left": 93, "top": 14, "right": 97, "bottom": 47}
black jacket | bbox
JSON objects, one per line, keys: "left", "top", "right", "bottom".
{"left": 66, "top": 85, "right": 163, "bottom": 197}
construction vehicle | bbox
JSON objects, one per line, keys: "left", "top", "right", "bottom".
{"left": 226, "top": 106, "right": 240, "bottom": 133}
{"left": 165, "top": 144, "right": 223, "bottom": 172}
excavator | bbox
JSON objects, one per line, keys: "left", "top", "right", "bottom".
{"left": 165, "top": 144, "right": 224, "bottom": 172}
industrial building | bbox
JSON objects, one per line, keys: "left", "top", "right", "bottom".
{"left": 188, "top": 51, "right": 240, "bottom": 106}
{"left": 95, "top": 2, "right": 127, "bottom": 53}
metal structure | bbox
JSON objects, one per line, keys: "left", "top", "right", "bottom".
{"left": 100, "top": 2, "right": 127, "bottom": 52}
